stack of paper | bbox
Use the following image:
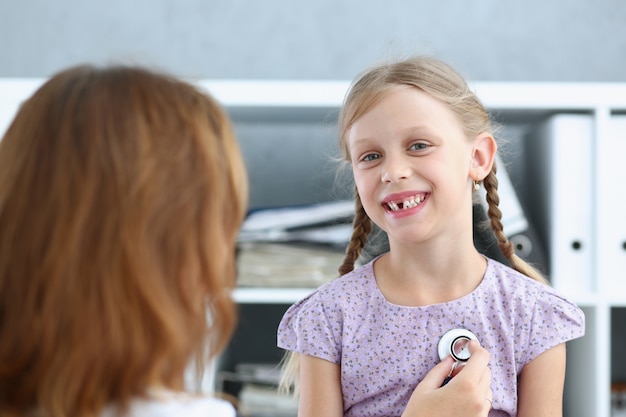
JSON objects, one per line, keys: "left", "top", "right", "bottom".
{"left": 237, "top": 242, "right": 345, "bottom": 287}
{"left": 236, "top": 200, "right": 354, "bottom": 288}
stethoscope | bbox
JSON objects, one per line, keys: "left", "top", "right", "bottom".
{"left": 438, "top": 328, "right": 479, "bottom": 386}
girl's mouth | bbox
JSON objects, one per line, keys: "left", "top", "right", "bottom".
{"left": 384, "top": 194, "right": 426, "bottom": 211}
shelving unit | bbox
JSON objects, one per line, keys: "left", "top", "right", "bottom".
{"left": 2, "top": 78, "right": 626, "bottom": 417}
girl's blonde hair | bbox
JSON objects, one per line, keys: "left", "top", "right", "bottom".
{"left": 0, "top": 65, "right": 248, "bottom": 416}
{"left": 280, "top": 55, "right": 545, "bottom": 394}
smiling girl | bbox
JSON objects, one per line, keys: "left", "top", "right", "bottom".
{"left": 277, "top": 56, "right": 584, "bottom": 417}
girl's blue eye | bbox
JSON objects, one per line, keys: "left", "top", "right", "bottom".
{"left": 410, "top": 142, "right": 428, "bottom": 151}
{"left": 362, "top": 153, "right": 380, "bottom": 162}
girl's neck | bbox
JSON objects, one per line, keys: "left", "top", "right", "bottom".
{"left": 372, "top": 243, "right": 487, "bottom": 307}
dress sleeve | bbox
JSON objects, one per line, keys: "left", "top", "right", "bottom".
{"left": 277, "top": 290, "right": 342, "bottom": 364}
{"left": 522, "top": 288, "right": 586, "bottom": 365}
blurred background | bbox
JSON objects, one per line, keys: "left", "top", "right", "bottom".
{"left": 1, "top": 0, "right": 625, "bottom": 81}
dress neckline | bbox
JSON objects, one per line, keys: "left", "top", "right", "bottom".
{"left": 364, "top": 255, "right": 492, "bottom": 309}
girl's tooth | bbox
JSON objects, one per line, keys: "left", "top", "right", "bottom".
{"left": 388, "top": 195, "right": 425, "bottom": 211}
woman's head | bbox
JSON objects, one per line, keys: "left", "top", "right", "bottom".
{"left": 0, "top": 65, "right": 248, "bottom": 416}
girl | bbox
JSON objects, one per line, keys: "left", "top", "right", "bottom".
{"left": 0, "top": 65, "right": 248, "bottom": 416}
{"left": 277, "top": 56, "right": 585, "bottom": 417}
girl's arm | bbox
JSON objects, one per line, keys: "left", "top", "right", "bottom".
{"left": 298, "top": 353, "right": 343, "bottom": 417}
{"left": 517, "top": 343, "right": 567, "bottom": 417}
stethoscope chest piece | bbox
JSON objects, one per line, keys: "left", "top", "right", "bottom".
{"left": 438, "top": 328, "right": 479, "bottom": 362}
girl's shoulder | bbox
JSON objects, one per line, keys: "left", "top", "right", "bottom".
{"left": 484, "top": 258, "right": 585, "bottom": 363}
{"left": 484, "top": 257, "right": 584, "bottom": 317}
{"left": 277, "top": 259, "right": 380, "bottom": 361}
{"left": 322, "top": 258, "right": 377, "bottom": 290}
{"left": 315, "top": 257, "right": 382, "bottom": 306}
{"left": 485, "top": 257, "right": 555, "bottom": 294}
{"left": 284, "top": 258, "right": 379, "bottom": 314}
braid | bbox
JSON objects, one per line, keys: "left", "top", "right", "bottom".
{"left": 483, "top": 163, "right": 548, "bottom": 284}
{"left": 338, "top": 192, "right": 372, "bottom": 276}
{"left": 483, "top": 163, "right": 514, "bottom": 259}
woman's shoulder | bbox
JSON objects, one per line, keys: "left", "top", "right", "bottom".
{"left": 101, "top": 392, "right": 235, "bottom": 417}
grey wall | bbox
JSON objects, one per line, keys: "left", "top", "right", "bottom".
{"left": 0, "top": 0, "right": 625, "bottom": 81}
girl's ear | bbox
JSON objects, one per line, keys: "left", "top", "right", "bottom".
{"left": 471, "top": 132, "right": 497, "bottom": 180}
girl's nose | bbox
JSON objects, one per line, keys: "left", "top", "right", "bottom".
{"left": 381, "top": 157, "right": 412, "bottom": 183}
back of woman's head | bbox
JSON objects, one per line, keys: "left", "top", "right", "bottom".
{"left": 0, "top": 65, "right": 248, "bottom": 416}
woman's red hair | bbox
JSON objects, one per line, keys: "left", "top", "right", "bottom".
{"left": 0, "top": 65, "right": 248, "bottom": 416}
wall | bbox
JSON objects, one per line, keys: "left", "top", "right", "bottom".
{"left": 0, "top": 0, "right": 625, "bottom": 81}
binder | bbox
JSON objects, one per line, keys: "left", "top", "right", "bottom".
{"left": 524, "top": 114, "right": 594, "bottom": 296}
{"left": 598, "top": 116, "right": 626, "bottom": 295}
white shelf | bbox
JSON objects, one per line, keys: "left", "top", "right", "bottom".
{"left": 233, "top": 287, "right": 315, "bottom": 304}
{"left": 204, "top": 80, "right": 626, "bottom": 110}
{"left": 6, "top": 78, "right": 626, "bottom": 108}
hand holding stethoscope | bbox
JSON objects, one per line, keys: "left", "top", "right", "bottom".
{"left": 401, "top": 331, "right": 493, "bottom": 417}
{"left": 438, "top": 329, "right": 480, "bottom": 387}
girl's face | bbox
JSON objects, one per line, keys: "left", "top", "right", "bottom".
{"left": 346, "top": 86, "right": 476, "bottom": 245}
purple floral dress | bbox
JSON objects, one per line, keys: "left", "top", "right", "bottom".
{"left": 277, "top": 256, "right": 585, "bottom": 417}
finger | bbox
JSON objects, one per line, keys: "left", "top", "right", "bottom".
{"left": 419, "top": 355, "right": 455, "bottom": 390}
{"left": 464, "top": 340, "right": 490, "bottom": 371}
{"left": 453, "top": 341, "right": 490, "bottom": 382}
{"left": 467, "top": 339, "right": 489, "bottom": 361}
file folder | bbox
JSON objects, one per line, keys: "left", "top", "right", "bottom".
{"left": 524, "top": 114, "right": 594, "bottom": 296}
{"left": 598, "top": 116, "right": 626, "bottom": 295}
